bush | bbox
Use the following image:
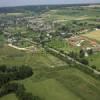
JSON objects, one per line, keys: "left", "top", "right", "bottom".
{"left": 0, "top": 82, "right": 42, "bottom": 100}
{"left": 80, "top": 59, "right": 89, "bottom": 65}
{"left": 91, "top": 65, "right": 96, "bottom": 70}
{"left": 0, "top": 65, "right": 33, "bottom": 88}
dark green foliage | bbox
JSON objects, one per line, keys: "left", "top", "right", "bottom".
{"left": 0, "top": 83, "right": 41, "bottom": 100}
{"left": 0, "top": 65, "right": 42, "bottom": 100}
{"left": 79, "top": 49, "right": 85, "bottom": 58}
{"left": 0, "top": 65, "right": 33, "bottom": 87}
{"left": 87, "top": 49, "right": 93, "bottom": 55}
{"left": 68, "top": 51, "right": 78, "bottom": 59}
{"left": 80, "top": 58, "right": 89, "bottom": 65}
{"left": 91, "top": 65, "right": 96, "bottom": 70}
{"left": 96, "top": 24, "right": 100, "bottom": 29}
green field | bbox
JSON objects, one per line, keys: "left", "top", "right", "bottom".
{"left": 42, "top": 7, "right": 100, "bottom": 22}
{"left": 1, "top": 94, "right": 18, "bottom": 100}
{"left": 47, "top": 37, "right": 80, "bottom": 53}
{"left": 18, "top": 68, "right": 100, "bottom": 100}
{"left": 21, "top": 79, "right": 81, "bottom": 100}
{"left": 0, "top": 45, "right": 66, "bottom": 67}
{"left": 0, "top": 45, "right": 100, "bottom": 100}
{"left": 87, "top": 52, "right": 100, "bottom": 70}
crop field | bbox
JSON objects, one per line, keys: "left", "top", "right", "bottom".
{"left": 42, "top": 11, "right": 88, "bottom": 23}
{"left": 82, "top": 30, "right": 100, "bottom": 42}
{"left": 47, "top": 37, "right": 80, "bottom": 53}
{"left": 42, "top": 6, "right": 100, "bottom": 23}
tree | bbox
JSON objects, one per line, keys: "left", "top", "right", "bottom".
{"left": 91, "top": 65, "right": 96, "bottom": 70}
{"left": 96, "top": 25, "right": 100, "bottom": 29}
{"left": 80, "top": 59, "right": 89, "bottom": 65}
{"left": 68, "top": 51, "right": 78, "bottom": 59}
{"left": 87, "top": 49, "right": 93, "bottom": 55}
{"left": 0, "top": 65, "right": 7, "bottom": 72}
{"left": 79, "top": 49, "right": 85, "bottom": 58}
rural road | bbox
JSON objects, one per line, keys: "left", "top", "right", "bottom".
{"left": 8, "top": 43, "right": 100, "bottom": 75}
{"left": 8, "top": 43, "right": 36, "bottom": 52}
{"left": 8, "top": 44, "right": 28, "bottom": 51}
{"left": 48, "top": 47, "right": 100, "bottom": 75}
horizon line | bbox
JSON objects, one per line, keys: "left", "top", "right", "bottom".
{"left": 0, "top": 2, "right": 100, "bottom": 8}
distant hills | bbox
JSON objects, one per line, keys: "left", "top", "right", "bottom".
{"left": 0, "top": 3, "right": 100, "bottom": 13}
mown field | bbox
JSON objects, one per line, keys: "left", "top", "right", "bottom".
{"left": 1, "top": 94, "right": 18, "bottom": 100}
{"left": 0, "top": 45, "right": 66, "bottom": 67}
{"left": 19, "top": 68, "right": 100, "bottom": 100}
{"left": 82, "top": 30, "right": 100, "bottom": 42}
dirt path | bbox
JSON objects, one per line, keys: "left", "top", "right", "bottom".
{"left": 8, "top": 44, "right": 29, "bottom": 51}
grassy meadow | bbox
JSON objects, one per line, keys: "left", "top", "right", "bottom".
{"left": 18, "top": 68, "right": 100, "bottom": 100}
{"left": 1, "top": 94, "right": 18, "bottom": 100}
{"left": 0, "top": 45, "right": 66, "bottom": 67}
{"left": 0, "top": 45, "right": 100, "bottom": 100}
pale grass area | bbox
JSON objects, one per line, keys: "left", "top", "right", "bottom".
{"left": 0, "top": 94, "right": 17, "bottom": 100}
{"left": 82, "top": 29, "right": 100, "bottom": 41}
{"left": 7, "top": 13, "right": 23, "bottom": 16}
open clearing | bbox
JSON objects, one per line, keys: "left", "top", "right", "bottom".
{"left": 82, "top": 30, "right": 100, "bottom": 42}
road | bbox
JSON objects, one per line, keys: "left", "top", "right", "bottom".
{"left": 8, "top": 44, "right": 28, "bottom": 51}
{"left": 48, "top": 47, "right": 100, "bottom": 75}
{"left": 8, "top": 44, "right": 37, "bottom": 52}
{"left": 8, "top": 42, "right": 100, "bottom": 75}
